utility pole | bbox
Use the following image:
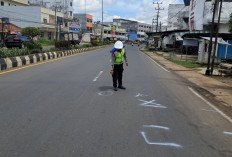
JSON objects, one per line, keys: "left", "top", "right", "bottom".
{"left": 55, "top": 7, "right": 57, "bottom": 41}
{"left": 1, "top": 18, "right": 4, "bottom": 48}
{"left": 153, "top": 2, "right": 164, "bottom": 32}
{"left": 53, "top": 2, "right": 61, "bottom": 42}
{"left": 211, "top": 0, "right": 223, "bottom": 75}
{"left": 160, "top": 21, "right": 162, "bottom": 32}
{"left": 205, "top": 0, "right": 218, "bottom": 75}
{"left": 101, "top": 0, "right": 103, "bottom": 44}
{"left": 85, "top": 0, "right": 86, "bottom": 14}
{"left": 151, "top": 18, "right": 155, "bottom": 32}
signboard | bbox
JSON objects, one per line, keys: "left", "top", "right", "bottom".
{"left": 112, "top": 30, "right": 116, "bottom": 37}
{"left": 69, "top": 23, "right": 81, "bottom": 32}
{"left": 189, "top": 0, "right": 197, "bottom": 31}
{"left": 191, "top": 0, "right": 196, "bottom": 12}
{"left": 42, "top": 22, "right": 57, "bottom": 28}
{"left": 190, "top": 17, "right": 195, "bottom": 31}
{"left": 1, "top": 17, "right": 9, "bottom": 23}
{"left": 189, "top": 0, "right": 205, "bottom": 31}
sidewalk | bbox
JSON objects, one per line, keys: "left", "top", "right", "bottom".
{"left": 141, "top": 48, "right": 232, "bottom": 117}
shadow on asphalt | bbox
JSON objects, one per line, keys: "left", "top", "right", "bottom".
{"left": 98, "top": 86, "right": 113, "bottom": 91}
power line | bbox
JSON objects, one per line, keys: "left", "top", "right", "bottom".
{"left": 153, "top": 1, "right": 164, "bottom": 32}
{"left": 0, "top": 8, "right": 42, "bottom": 19}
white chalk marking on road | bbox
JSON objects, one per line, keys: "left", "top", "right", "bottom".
{"left": 140, "top": 132, "right": 182, "bottom": 148}
{"left": 135, "top": 93, "right": 148, "bottom": 98}
{"left": 141, "top": 104, "right": 167, "bottom": 108}
{"left": 223, "top": 131, "right": 232, "bottom": 135}
{"left": 201, "top": 109, "right": 218, "bottom": 113}
{"left": 143, "top": 125, "right": 170, "bottom": 130}
{"left": 93, "top": 71, "right": 103, "bottom": 82}
{"left": 138, "top": 99, "right": 167, "bottom": 108}
{"left": 138, "top": 99, "right": 157, "bottom": 105}
{"left": 98, "top": 91, "right": 114, "bottom": 96}
{"left": 147, "top": 56, "right": 170, "bottom": 72}
{"left": 188, "top": 87, "right": 232, "bottom": 124}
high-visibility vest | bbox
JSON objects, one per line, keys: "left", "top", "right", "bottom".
{"left": 114, "top": 49, "right": 125, "bottom": 65}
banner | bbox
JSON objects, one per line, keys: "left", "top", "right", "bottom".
{"left": 42, "top": 22, "right": 57, "bottom": 28}
{"left": 69, "top": 23, "right": 81, "bottom": 32}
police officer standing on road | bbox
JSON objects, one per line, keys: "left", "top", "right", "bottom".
{"left": 110, "top": 41, "right": 128, "bottom": 91}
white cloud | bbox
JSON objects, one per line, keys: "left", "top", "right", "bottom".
{"left": 135, "top": 0, "right": 181, "bottom": 24}
{"left": 73, "top": 0, "right": 182, "bottom": 24}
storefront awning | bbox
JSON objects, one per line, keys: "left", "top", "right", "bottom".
{"left": 174, "top": 31, "right": 209, "bottom": 36}
{"left": 201, "top": 37, "right": 231, "bottom": 45}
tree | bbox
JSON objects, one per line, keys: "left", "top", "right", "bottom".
{"left": 21, "top": 27, "right": 41, "bottom": 39}
{"left": 229, "top": 13, "right": 232, "bottom": 33}
{"left": 21, "top": 27, "right": 42, "bottom": 51}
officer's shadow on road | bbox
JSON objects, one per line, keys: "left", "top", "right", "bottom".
{"left": 98, "top": 86, "right": 113, "bottom": 91}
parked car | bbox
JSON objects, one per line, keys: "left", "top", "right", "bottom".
{"left": 4, "top": 34, "right": 31, "bottom": 49}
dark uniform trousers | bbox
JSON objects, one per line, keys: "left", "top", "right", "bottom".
{"left": 113, "top": 64, "right": 124, "bottom": 88}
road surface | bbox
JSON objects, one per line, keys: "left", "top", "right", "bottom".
{"left": 0, "top": 45, "right": 232, "bottom": 157}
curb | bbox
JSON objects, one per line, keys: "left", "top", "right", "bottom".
{"left": 0, "top": 45, "right": 109, "bottom": 72}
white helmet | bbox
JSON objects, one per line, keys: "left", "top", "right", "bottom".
{"left": 114, "top": 41, "right": 123, "bottom": 49}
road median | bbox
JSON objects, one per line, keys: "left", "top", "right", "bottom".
{"left": 0, "top": 45, "right": 110, "bottom": 72}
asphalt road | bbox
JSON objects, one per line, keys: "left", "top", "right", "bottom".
{"left": 0, "top": 45, "right": 232, "bottom": 157}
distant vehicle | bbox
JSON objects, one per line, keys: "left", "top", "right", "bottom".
{"left": 64, "top": 33, "right": 80, "bottom": 46}
{"left": 4, "top": 34, "right": 31, "bottom": 49}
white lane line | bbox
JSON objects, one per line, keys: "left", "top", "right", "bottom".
{"left": 188, "top": 87, "right": 232, "bottom": 124}
{"left": 140, "top": 132, "right": 182, "bottom": 148}
{"left": 147, "top": 56, "right": 170, "bottom": 72}
{"left": 143, "top": 125, "right": 170, "bottom": 130}
{"left": 93, "top": 71, "right": 103, "bottom": 82}
{"left": 223, "top": 131, "right": 232, "bottom": 135}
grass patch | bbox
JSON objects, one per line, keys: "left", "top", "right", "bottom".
{"left": 166, "top": 57, "right": 206, "bottom": 68}
{"left": 39, "top": 38, "right": 56, "bottom": 46}
{"left": 144, "top": 46, "right": 149, "bottom": 51}
{"left": 0, "top": 48, "right": 31, "bottom": 58}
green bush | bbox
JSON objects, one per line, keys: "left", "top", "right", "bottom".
{"left": 55, "top": 40, "right": 71, "bottom": 50}
{"left": 83, "top": 44, "right": 91, "bottom": 48}
{"left": 0, "top": 48, "right": 31, "bottom": 58}
{"left": 24, "top": 41, "right": 42, "bottom": 50}
{"left": 97, "top": 43, "right": 103, "bottom": 46}
{"left": 73, "top": 44, "right": 93, "bottom": 49}
{"left": 43, "top": 47, "right": 58, "bottom": 52}
{"left": 91, "top": 40, "right": 98, "bottom": 46}
{"left": 103, "top": 41, "right": 110, "bottom": 45}
{"left": 39, "top": 38, "right": 56, "bottom": 46}
{"left": 30, "top": 48, "right": 42, "bottom": 54}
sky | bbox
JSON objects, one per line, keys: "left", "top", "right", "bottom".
{"left": 73, "top": 0, "right": 184, "bottom": 24}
